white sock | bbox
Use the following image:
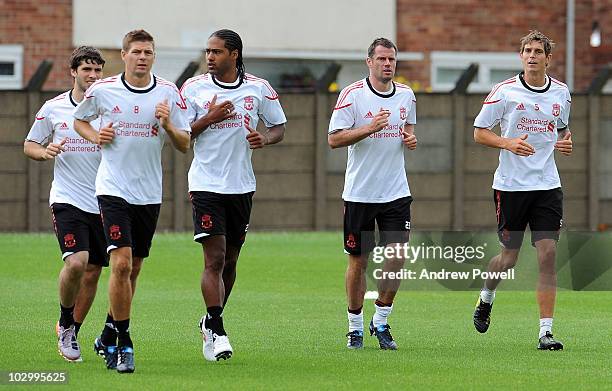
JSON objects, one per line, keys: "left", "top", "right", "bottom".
{"left": 347, "top": 310, "right": 363, "bottom": 333}
{"left": 373, "top": 303, "right": 393, "bottom": 327}
{"left": 480, "top": 288, "right": 496, "bottom": 304}
{"left": 539, "top": 318, "right": 553, "bottom": 338}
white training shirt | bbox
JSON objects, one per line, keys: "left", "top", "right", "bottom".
{"left": 328, "top": 77, "right": 417, "bottom": 203}
{"left": 474, "top": 73, "right": 571, "bottom": 191}
{"left": 181, "top": 73, "right": 287, "bottom": 194}
{"left": 73, "top": 73, "right": 191, "bottom": 204}
{"left": 26, "top": 90, "right": 101, "bottom": 214}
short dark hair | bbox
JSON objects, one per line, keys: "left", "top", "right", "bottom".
{"left": 209, "top": 29, "right": 245, "bottom": 81}
{"left": 368, "top": 38, "right": 397, "bottom": 58}
{"left": 520, "top": 30, "right": 555, "bottom": 56}
{"left": 69, "top": 46, "right": 105, "bottom": 70}
{"left": 122, "top": 29, "right": 155, "bottom": 51}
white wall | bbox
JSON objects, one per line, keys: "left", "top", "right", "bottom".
{"left": 74, "top": 0, "right": 396, "bottom": 52}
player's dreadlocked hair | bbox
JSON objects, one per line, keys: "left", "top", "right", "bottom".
{"left": 210, "top": 29, "right": 245, "bottom": 82}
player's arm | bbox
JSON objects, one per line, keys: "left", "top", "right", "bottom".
{"left": 190, "top": 94, "right": 234, "bottom": 140}
{"left": 155, "top": 99, "right": 190, "bottom": 153}
{"left": 402, "top": 124, "right": 417, "bottom": 150}
{"left": 328, "top": 110, "right": 389, "bottom": 149}
{"left": 24, "top": 138, "right": 67, "bottom": 161}
{"left": 474, "top": 127, "right": 535, "bottom": 157}
{"left": 246, "top": 123, "right": 285, "bottom": 149}
{"left": 554, "top": 127, "right": 572, "bottom": 156}
{"left": 74, "top": 119, "right": 114, "bottom": 145}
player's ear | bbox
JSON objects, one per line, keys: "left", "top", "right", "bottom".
{"left": 230, "top": 49, "right": 238, "bottom": 61}
{"left": 120, "top": 49, "right": 126, "bottom": 61}
{"left": 70, "top": 68, "right": 77, "bottom": 78}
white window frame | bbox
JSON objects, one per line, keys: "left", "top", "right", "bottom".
{"left": 431, "top": 51, "right": 522, "bottom": 93}
{"left": 0, "top": 45, "right": 23, "bottom": 90}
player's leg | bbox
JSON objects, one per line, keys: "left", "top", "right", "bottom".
{"left": 474, "top": 190, "right": 527, "bottom": 333}
{"left": 74, "top": 214, "right": 106, "bottom": 337}
{"left": 191, "top": 191, "right": 232, "bottom": 361}
{"left": 97, "top": 195, "right": 137, "bottom": 373}
{"left": 530, "top": 188, "right": 563, "bottom": 350}
{"left": 51, "top": 203, "right": 93, "bottom": 362}
{"left": 73, "top": 263, "right": 102, "bottom": 335}
{"left": 343, "top": 201, "right": 376, "bottom": 349}
{"left": 222, "top": 192, "right": 253, "bottom": 307}
{"left": 369, "top": 196, "right": 412, "bottom": 350}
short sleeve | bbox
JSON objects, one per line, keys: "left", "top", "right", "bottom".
{"left": 328, "top": 87, "right": 357, "bottom": 134}
{"left": 473, "top": 85, "right": 506, "bottom": 130}
{"left": 25, "top": 103, "right": 53, "bottom": 144}
{"left": 169, "top": 87, "right": 191, "bottom": 133}
{"left": 406, "top": 91, "right": 416, "bottom": 125}
{"left": 73, "top": 91, "right": 100, "bottom": 122}
{"left": 258, "top": 83, "right": 286, "bottom": 128}
{"left": 180, "top": 82, "right": 200, "bottom": 124}
{"left": 558, "top": 89, "right": 571, "bottom": 129}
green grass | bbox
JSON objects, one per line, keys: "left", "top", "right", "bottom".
{"left": 0, "top": 232, "right": 611, "bottom": 390}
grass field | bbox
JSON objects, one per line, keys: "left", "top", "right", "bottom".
{"left": 1, "top": 232, "right": 611, "bottom": 390}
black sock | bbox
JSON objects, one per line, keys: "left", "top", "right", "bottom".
{"left": 348, "top": 306, "right": 363, "bottom": 315}
{"left": 101, "top": 313, "right": 117, "bottom": 346}
{"left": 204, "top": 306, "right": 226, "bottom": 336}
{"left": 115, "top": 318, "right": 133, "bottom": 348}
{"left": 59, "top": 304, "right": 75, "bottom": 328}
{"left": 74, "top": 322, "right": 82, "bottom": 337}
{"left": 375, "top": 300, "right": 392, "bottom": 307}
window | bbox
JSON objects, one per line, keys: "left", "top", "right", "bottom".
{"left": 0, "top": 45, "right": 23, "bottom": 89}
{"left": 431, "top": 51, "right": 522, "bottom": 92}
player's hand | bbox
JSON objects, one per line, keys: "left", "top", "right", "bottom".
{"left": 155, "top": 99, "right": 171, "bottom": 128}
{"left": 554, "top": 131, "right": 572, "bottom": 156}
{"left": 246, "top": 123, "right": 267, "bottom": 149}
{"left": 402, "top": 131, "right": 417, "bottom": 150}
{"left": 504, "top": 134, "right": 534, "bottom": 156}
{"left": 98, "top": 122, "right": 114, "bottom": 145}
{"left": 368, "top": 110, "right": 390, "bottom": 133}
{"left": 42, "top": 137, "right": 67, "bottom": 160}
{"left": 206, "top": 94, "right": 234, "bottom": 124}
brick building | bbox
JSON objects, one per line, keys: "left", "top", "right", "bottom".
{"left": 0, "top": 0, "right": 73, "bottom": 90}
{"left": 396, "top": 0, "right": 612, "bottom": 92}
{"left": 0, "top": 0, "right": 609, "bottom": 92}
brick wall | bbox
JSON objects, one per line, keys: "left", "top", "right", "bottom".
{"left": 0, "top": 0, "right": 73, "bottom": 90}
{"left": 396, "top": 0, "right": 607, "bottom": 92}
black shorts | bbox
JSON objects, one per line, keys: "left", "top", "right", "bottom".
{"left": 190, "top": 191, "right": 253, "bottom": 247}
{"left": 494, "top": 188, "right": 563, "bottom": 249}
{"left": 98, "top": 195, "right": 161, "bottom": 258}
{"left": 343, "top": 196, "right": 412, "bottom": 255}
{"left": 50, "top": 203, "right": 109, "bottom": 266}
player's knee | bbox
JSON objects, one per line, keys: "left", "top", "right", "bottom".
{"left": 499, "top": 252, "right": 519, "bottom": 270}
{"left": 64, "top": 255, "right": 87, "bottom": 277}
{"left": 111, "top": 257, "right": 132, "bottom": 279}
{"left": 204, "top": 248, "right": 226, "bottom": 272}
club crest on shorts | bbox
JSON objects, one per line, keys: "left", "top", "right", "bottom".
{"left": 399, "top": 106, "right": 407, "bottom": 120}
{"left": 244, "top": 96, "right": 254, "bottom": 111}
{"left": 346, "top": 233, "right": 356, "bottom": 249}
{"left": 64, "top": 233, "right": 76, "bottom": 248}
{"left": 109, "top": 225, "right": 122, "bottom": 240}
{"left": 552, "top": 103, "right": 560, "bottom": 117}
{"left": 201, "top": 214, "right": 213, "bottom": 230}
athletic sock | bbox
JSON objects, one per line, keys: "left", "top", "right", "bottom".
{"left": 115, "top": 318, "right": 133, "bottom": 348}
{"left": 373, "top": 301, "right": 393, "bottom": 327}
{"left": 101, "top": 313, "right": 117, "bottom": 346}
{"left": 539, "top": 318, "right": 553, "bottom": 339}
{"left": 74, "top": 322, "right": 82, "bottom": 337}
{"left": 59, "top": 304, "right": 75, "bottom": 328}
{"left": 480, "top": 288, "right": 496, "bottom": 304}
{"left": 347, "top": 307, "right": 363, "bottom": 333}
{"left": 205, "top": 306, "right": 226, "bottom": 336}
